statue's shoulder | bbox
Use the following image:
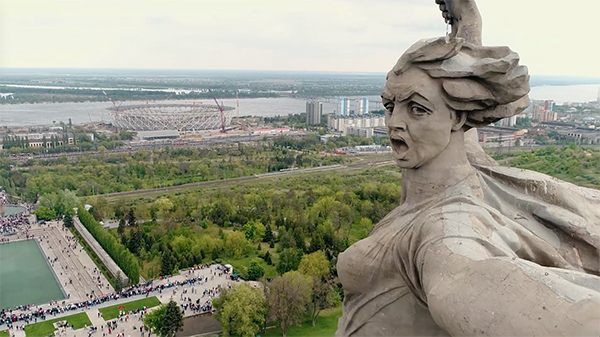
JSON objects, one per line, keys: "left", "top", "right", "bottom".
{"left": 475, "top": 164, "right": 600, "bottom": 201}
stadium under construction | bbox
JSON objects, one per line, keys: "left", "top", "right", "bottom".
{"left": 107, "top": 103, "right": 235, "bottom": 131}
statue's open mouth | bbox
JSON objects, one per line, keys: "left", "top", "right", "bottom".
{"left": 391, "top": 138, "right": 409, "bottom": 159}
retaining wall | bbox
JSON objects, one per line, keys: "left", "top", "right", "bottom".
{"left": 73, "top": 216, "right": 130, "bottom": 285}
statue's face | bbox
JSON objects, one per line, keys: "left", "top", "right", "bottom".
{"left": 382, "top": 67, "right": 455, "bottom": 169}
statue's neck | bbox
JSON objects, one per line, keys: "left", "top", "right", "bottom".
{"left": 400, "top": 131, "right": 473, "bottom": 206}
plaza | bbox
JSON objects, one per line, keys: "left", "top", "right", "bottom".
{"left": 1, "top": 218, "right": 232, "bottom": 336}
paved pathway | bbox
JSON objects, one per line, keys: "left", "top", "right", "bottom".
{"left": 27, "top": 220, "right": 114, "bottom": 302}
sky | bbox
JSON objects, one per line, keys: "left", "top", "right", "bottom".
{"left": 1, "top": 0, "right": 599, "bottom": 77}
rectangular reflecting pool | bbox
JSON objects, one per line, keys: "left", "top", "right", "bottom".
{"left": 0, "top": 240, "right": 65, "bottom": 309}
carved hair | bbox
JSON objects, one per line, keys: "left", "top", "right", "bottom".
{"left": 387, "top": 37, "right": 530, "bottom": 128}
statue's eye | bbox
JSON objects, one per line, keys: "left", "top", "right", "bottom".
{"left": 410, "top": 104, "right": 428, "bottom": 115}
{"left": 384, "top": 104, "right": 394, "bottom": 114}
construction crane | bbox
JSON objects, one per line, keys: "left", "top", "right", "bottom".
{"left": 102, "top": 89, "right": 119, "bottom": 108}
{"left": 102, "top": 89, "right": 122, "bottom": 129}
{"left": 209, "top": 89, "right": 226, "bottom": 133}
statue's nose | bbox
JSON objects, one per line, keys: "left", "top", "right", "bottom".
{"left": 387, "top": 114, "right": 407, "bottom": 131}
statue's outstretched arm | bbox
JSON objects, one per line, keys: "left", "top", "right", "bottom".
{"left": 420, "top": 234, "right": 600, "bottom": 335}
{"left": 435, "top": 0, "right": 482, "bottom": 46}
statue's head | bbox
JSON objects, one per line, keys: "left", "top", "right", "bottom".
{"left": 382, "top": 37, "right": 530, "bottom": 169}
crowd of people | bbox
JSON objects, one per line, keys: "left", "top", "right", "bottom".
{"left": 0, "top": 265, "right": 229, "bottom": 328}
{"left": 0, "top": 190, "right": 32, "bottom": 237}
{"left": 0, "top": 194, "right": 234, "bottom": 335}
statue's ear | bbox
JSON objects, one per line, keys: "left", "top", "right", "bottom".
{"left": 452, "top": 111, "right": 467, "bottom": 131}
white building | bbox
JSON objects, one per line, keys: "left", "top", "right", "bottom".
{"left": 358, "top": 98, "right": 369, "bottom": 115}
{"left": 337, "top": 98, "right": 350, "bottom": 117}
{"left": 500, "top": 115, "right": 517, "bottom": 127}
{"left": 328, "top": 114, "right": 385, "bottom": 133}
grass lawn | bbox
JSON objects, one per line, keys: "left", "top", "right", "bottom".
{"left": 0, "top": 330, "right": 8, "bottom": 337}
{"left": 226, "top": 250, "right": 278, "bottom": 280}
{"left": 24, "top": 312, "right": 91, "bottom": 337}
{"left": 98, "top": 297, "right": 161, "bottom": 320}
{"left": 262, "top": 306, "right": 342, "bottom": 337}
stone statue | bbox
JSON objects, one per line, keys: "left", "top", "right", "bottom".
{"left": 336, "top": 1, "right": 600, "bottom": 336}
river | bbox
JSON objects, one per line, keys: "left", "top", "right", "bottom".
{"left": 0, "top": 85, "right": 597, "bottom": 127}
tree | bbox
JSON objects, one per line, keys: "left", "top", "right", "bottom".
{"left": 225, "top": 231, "right": 248, "bottom": 259}
{"left": 298, "top": 251, "right": 338, "bottom": 326}
{"left": 247, "top": 260, "right": 265, "bottom": 281}
{"left": 63, "top": 212, "right": 74, "bottom": 228}
{"left": 263, "top": 251, "right": 273, "bottom": 265}
{"left": 39, "top": 189, "right": 78, "bottom": 216}
{"left": 34, "top": 205, "right": 56, "bottom": 221}
{"left": 213, "top": 284, "right": 268, "bottom": 337}
{"left": 77, "top": 208, "right": 139, "bottom": 284}
{"left": 209, "top": 199, "right": 234, "bottom": 226}
{"left": 128, "top": 227, "right": 142, "bottom": 255}
{"left": 150, "top": 206, "right": 158, "bottom": 222}
{"left": 264, "top": 224, "right": 274, "bottom": 243}
{"left": 161, "top": 249, "right": 174, "bottom": 276}
{"left": 268, "top": 271, "right": 312, "bottom": 337}
{"left": 114, "top": 272, "right": 124, "bottom": 292}
{"left": 154, "top": 197, "right": 174, "bottom": 219}
{"left": 143, "top": 301, "right": 184, "bottom": 337}
{"left": 127, "top": 207, "right": 136, "bottom": 227}
{"left": 117, "top": 218, "right": 126, "bottom": 236}
{"left": 144, "top": 304, "right": 166, "bottom": 334}
{"left": 277, "top": 248, "right": 302, "bottom": 275}
{"left": 160, "top": 300, "right": 184, "bottom": 337}
{"left": 242, "top": 220, "right": 265, "bottom": 242}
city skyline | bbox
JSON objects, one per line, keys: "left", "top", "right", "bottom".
{"left": 1, "top": 0, "right": 600, "bottom": 77}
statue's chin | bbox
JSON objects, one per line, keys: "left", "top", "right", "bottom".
{"left": 394, "top": 159, "right": 416, "bottom": 169}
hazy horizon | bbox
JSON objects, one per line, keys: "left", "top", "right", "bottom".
{"left": 2, "top": 0, "right": 599, "bottom": 77}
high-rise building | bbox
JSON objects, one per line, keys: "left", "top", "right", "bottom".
{"left": 306, "top": 101, "right": 323, "bottom": 125}
{"left": 358, "top": 98, "right": 369, "bottom": 115}
{"left": 533, "top": 104, "right": 558, "bottom": 122}
{"left": 337, "top": 98, "right": 350, "bottom": 116}
{"left": 500, "top": 115, "right": 517, "bottom": 127}
{"left": 544, "top": 100, "right": 555, "bottom": 112}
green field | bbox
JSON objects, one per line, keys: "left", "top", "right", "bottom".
{"left": 263, "top": 306, "right": 342, "bottom": 337}
{"left": 225, "top": 242, "right": 279, "bottom": 280}
{"left": 24, "top": 312, "right": 91, "bottom": 337}
{"left": 0, "top": 329, "right": 8, "bottom": 337}
{"left": 0, "top": 240, "right": 64, "bottom": 309}
{"left": 98, "top": 297, "right": 161, "bottom": 320}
